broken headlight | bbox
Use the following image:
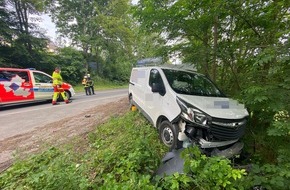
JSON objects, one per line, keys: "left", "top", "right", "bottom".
{"left": 177, "top": 97, "right": 210, "bottom": 127}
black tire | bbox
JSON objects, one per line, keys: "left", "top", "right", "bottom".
{"left": 159, "top": 121, "right": 183, "bottom": 150}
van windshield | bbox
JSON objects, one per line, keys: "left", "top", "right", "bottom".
{"left": 162, "top": 69, "right": 225, "bottom": 97}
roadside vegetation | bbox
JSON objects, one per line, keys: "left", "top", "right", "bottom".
{"left": 1, "top": 111, "right": 289, "bottom": 189}
{"left": 0, "top": 0, "right": 289, "bottom": 189}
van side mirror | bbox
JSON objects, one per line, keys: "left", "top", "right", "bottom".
{"left": 152, "top": 83, "right": 166, "bottom": 96}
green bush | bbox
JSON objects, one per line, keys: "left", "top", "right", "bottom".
{"left": 3, "top": 112, "right": 287, "bottom": 190}
{"left": 155, "top": 147, "right": 246, "bottom": 190}
{"left": 0, "top": 147, "right": 90, "bottom": 189}
{"left": 0, "top": 112, "right": 166, "bottom": 189}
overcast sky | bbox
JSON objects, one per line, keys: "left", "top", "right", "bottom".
{"left": 39, "top": 14, "right": 57, "bottom": 41}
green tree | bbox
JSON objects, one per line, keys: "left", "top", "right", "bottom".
{"left": 133, "top": 0, "right": 223, "bottom": 78}
{"left": 0, "top": 0, "right": 16, "bottom": 66}
{"left": 8, "top": 0, "right": 47, "bottom": 51}
{"left": 48, "top": 0, "right": 135, "bottom": 82}
{"left": 54, "top": 47, "right": 86, "bottom": 85}
{"left": 0, "top": 0, "right": 15, "bottom": 44}
{"left": 133, "top": 0, "right": 290, "bottom": 188}
{"left": 0, "top": 0, "right": 51, "bottom": 69}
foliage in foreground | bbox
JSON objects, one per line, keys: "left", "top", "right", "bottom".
{"left": 0, "top": 112, "right": 164, "bottom": 189}
{"left": 1, "top": 112, "right": 289, "bottom": 189}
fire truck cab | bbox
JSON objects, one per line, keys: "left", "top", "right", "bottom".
{"left": 0, "top": 68, "right": 75, "bottom": 107}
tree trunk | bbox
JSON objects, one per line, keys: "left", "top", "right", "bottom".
{"left": 14, "top": 0, "right": 23, "bottom": 32}
{"left": 13, "top": 0, "right": 32, "bottom": 51}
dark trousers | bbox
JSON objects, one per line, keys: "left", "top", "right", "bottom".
{"left": 85, "top": 86, "right": 91, "bottom": 95}
{"left": 90, "top": 86, "right": 95, "bottom": 94}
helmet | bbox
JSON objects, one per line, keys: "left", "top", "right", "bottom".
{"left": 84, "top": 76, "right": 87, "bottom": 78}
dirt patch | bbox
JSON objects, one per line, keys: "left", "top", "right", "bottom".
{"left": 0, "top": 97, "right": 128, "bottom": 173}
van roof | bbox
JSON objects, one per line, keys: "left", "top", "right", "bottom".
{"left": 0, "top": 68, "right": 37, "bottom": 71}
{"left": 134, "top": 64, "right": 197, "bottom": 72}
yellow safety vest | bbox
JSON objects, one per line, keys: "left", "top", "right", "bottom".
{"left": 82, "top": 78, "right": 87, "bottom": 85}
{"left": 52, "top": 71, "right": 63, "bottom": 85}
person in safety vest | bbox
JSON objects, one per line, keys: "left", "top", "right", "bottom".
{"left": 87, "top": 74, "right": 95, "bottom": 95}
{"left": 52, "top": 66, "right": 71, "bottom": 105}
{"left": 82, "top": 75, "right": 91, "bottom": 95}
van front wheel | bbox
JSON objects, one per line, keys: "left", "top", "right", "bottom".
{"left": 159, "top": 121, "right": 182, "bottom": 150}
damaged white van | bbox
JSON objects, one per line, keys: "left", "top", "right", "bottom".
{"left": 129, "top": 65, "right": 249, "bottom": 158}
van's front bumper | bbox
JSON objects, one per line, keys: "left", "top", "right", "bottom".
{"left": 210, "top": 141, "right": 244, "bottom": 157}
{"left": 198, "top": 138, "right": 239, "bottom": 149}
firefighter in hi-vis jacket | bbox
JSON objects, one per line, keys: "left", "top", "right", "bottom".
{"left": 52, "top": 67, "right": 71, "bottom": 105}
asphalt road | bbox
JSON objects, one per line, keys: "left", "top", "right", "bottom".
{"left": 0, "top": 88, "right": 128, "bottom": 141}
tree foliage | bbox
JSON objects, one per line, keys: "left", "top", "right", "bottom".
{"left": 0, "top": 0, "right": 289, "bottom": 188}
{"left": 54, "top": 47, "right": 86, "bottom": 85}
{"left": 133, "top": 0, "right": 290, "bottom": 188}
{"left": 0, "top": 0, "right": 51, "bottom": 69}
{"left": 46, "top": 0, "right": 136, "bottom": 82}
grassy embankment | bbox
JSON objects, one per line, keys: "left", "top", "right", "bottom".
{"left": 0, "top": 111, "right": 249, "bottom": 190}
{"left": 0, "top": 112, "right": 168, "bottom": 189}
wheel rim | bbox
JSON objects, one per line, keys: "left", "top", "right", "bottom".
{"left": 162, "top": 127, "right": 174, "bottom": 146}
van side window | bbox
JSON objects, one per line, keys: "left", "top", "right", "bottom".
{"left": 149, "top": 69, "right": 166, "bottom": 96}
{"left": 0, "top": 70, "right": 29, "bottom": 82}
{"left": 149, "top": 69, "right": 163, "bottom": 87}
{"left": 33, "top": 72, "right": 52, "bottom": 83}
{"left": 0, "top": 71, "right": 9, "bottom": 81}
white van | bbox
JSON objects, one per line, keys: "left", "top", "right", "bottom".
{"left": 129, "top": 65, "right": 249, "bottom": 157}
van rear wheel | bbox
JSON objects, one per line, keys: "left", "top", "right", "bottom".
{"left": 159, "top": 121, "right": 182, "bottom": 150}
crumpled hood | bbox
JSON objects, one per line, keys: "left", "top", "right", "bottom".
{"left": 177, "top": 94, "right": 249, "bottom": 119}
